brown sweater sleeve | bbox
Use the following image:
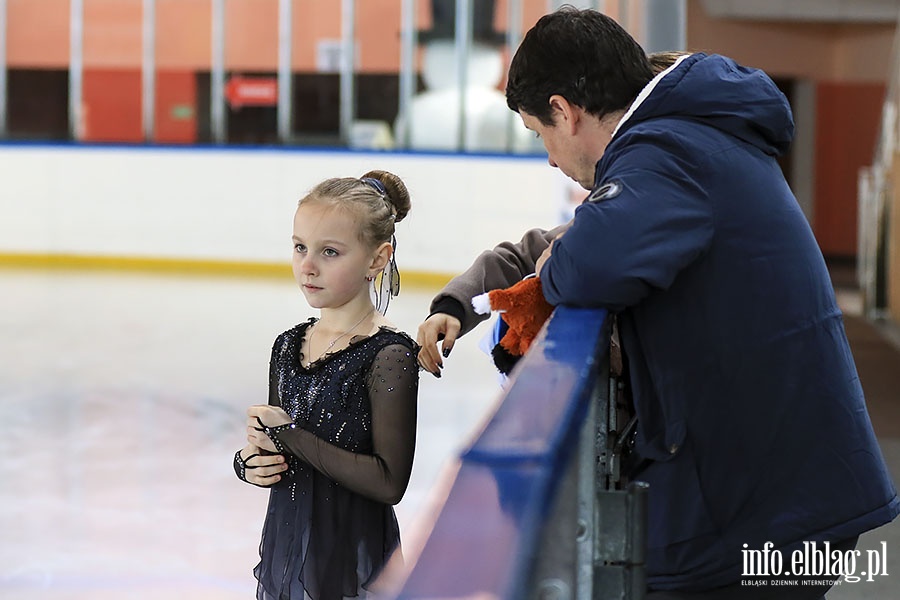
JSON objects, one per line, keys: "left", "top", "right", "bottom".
{"left": 268, "top": 343, "right": 418, "bottom": 505}
{"left": 430, "top": 224, "right": 570, "bottom": 336}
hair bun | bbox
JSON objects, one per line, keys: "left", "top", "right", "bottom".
{"left": 361, "top": 170, "right": 411, "bottom": 222}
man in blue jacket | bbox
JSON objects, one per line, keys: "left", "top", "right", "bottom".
{"left": 417, "top": 7, "right": 898, "bottom": 598}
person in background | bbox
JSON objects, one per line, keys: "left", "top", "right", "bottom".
{"left": 236, "top": 171, "right": 419, "bottom": 600}
{"left": 417, "top": 8, "right": 898, "bottom": 599}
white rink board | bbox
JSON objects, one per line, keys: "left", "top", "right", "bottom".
{"left": 0, "top": 144, "right": 566, "bottom": 275}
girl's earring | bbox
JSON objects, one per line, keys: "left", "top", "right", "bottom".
{"left": 365, "top": 275, "right": 375, "bottom": 282}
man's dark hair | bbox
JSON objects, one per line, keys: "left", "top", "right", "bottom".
{"left": 506, "top": 6, "right": 654, "bottom": 125}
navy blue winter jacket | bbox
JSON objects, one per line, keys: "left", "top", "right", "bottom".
{"left": 541, "top": 53, "right": 899, "bottom": 590}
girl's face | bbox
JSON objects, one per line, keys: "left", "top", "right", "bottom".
{"left": 291, "top": 202, "right": 382, "bottom": 310}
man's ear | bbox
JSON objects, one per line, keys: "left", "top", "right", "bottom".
{"left": 368, "top": 241, "right": 393, "bottom": 275}
{"left": 548, "top": 94, "right": 580, "bottom": 135}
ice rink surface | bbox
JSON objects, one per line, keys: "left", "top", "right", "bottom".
{"left": 0, "top": 269, "right": 502, "bottom": 599}
{"left": 1, "top": 268, "right": 898, "bottom": 599}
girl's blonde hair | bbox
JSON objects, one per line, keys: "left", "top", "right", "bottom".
{"left": 299, "top": 170, "right": 411, "bottom": 249}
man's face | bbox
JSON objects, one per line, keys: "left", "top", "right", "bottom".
{"left": 519, "top": 109, "right": 598, "bottom": 190}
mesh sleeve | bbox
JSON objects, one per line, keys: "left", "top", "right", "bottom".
{"left": 270, "top": 342, "right": 419, "bottom": 505}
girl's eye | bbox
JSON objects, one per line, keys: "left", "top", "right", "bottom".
{"left": 294, "top": 244, "right": 306, "bottom": 254}
{"left": 323, "top": 248, "right": 339, "bottom": 257}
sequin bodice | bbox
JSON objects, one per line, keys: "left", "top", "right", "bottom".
{"left": 272, "top": 320, "right": 392, "bottom": 453}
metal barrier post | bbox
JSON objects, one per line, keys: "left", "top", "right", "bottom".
{"left": 69, "top": 0, "right": 84, "bottom": 141}
{"left": 593, "top": 365, "right": 647, "bottom": 600}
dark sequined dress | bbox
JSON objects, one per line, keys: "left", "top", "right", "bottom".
{"left": 252, "top": 319, "right": 419, "bottom": 600}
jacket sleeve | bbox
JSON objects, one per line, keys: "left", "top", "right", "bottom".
{"left": 430, "top": 223, "right": 569, "bottom": 336}
{"left": 541, "top": 143, "right": 714, "bottom": 310}
{"left": 268, "top": 343, "right": 418, "bottom": 505}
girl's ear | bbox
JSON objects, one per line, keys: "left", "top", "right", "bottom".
{"left": 368, "top": 241, "right": 393, "bottom": 275}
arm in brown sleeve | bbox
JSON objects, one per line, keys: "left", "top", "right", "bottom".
{"left": 430, "top": 224, "right": 570, "bottom": 336}
{"left": 269, "top": 343, "right": 418, "bottom": 505}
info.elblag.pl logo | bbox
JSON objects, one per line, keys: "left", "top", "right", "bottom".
{"left": 742, "top": 541, "right": 889, "bottom": 583}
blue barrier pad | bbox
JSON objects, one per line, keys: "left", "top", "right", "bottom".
{"left": 393, "top": 462, "right": 543, "bottom": 598}
{"left": 390, "top": 306, "right": 610, "bottom": 599}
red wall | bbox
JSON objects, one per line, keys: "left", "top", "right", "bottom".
{"left": 155, "top": 71, "right": 198, "bottom": 144}
{"left": 813, "top": 81, "right": 886, "bottom": 257}
{"left": 83, "top": 69, "right": 142, "bottom": 142}
{"left": 82, "top": 69, "right": 196, "bottom": 143}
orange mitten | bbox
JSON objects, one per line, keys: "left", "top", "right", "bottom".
{"left": 472, "top": 276, "right": 554, "bottom": 364}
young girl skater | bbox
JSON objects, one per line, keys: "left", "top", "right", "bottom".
{"left": 234, "top": 170, "right": 419, "bottom": 600}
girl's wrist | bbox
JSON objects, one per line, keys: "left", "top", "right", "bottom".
{"left": 255, "top": 417, "right": 297, "bottom": 454}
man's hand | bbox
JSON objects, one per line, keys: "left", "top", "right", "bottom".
{"left": 416, "top": 313, "right": 461, "bottom": 377}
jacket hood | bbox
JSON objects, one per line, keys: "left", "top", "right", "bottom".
{"left": 619, "top": 53, "right": 794, "bottom": 156}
